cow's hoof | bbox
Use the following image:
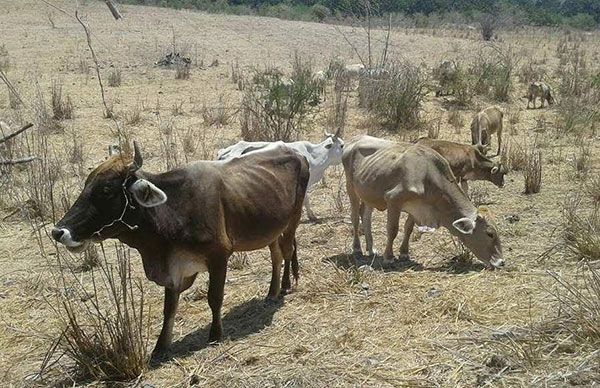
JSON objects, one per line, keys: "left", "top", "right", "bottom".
{"left": 382, "top": 256, "right": 395, "bottom": 265}
{"left": 264, "top": 294, "right": 281, "bottom": 305}
{"left": 399, "top": 253, "right": 411, "bottom": 261}
{"left": 351, "top": 250, "right": 364, "bottom": 259}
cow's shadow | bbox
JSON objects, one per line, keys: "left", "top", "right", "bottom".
{"left": 324, "top": 252, "right": 424, "bottom": 273}
{"left": 151, "top": 297, "right": 283, "bottom": 367}
{"left": 324, "top": 252, "right": 485, "bottom": 273}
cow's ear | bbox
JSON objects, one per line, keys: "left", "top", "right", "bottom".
{"left": 452, "top": 217, "right": 476, "bottom": 234}
{"left": 129, "top": 179, "right": 167, "bottom": 207}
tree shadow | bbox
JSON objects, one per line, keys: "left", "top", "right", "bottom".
{"left": 151, "top": 297, "right": 283, "bottom": 367}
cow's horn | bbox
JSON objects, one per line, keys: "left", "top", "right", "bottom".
{"left": 132, "top": 141, "right": 143, "bottom": 170}
{"left": 334, "top": 126, "right": 341, "bottom": 137}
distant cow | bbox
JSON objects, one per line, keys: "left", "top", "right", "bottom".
{"left": 343, "top": 135, "right": 504, "bottom": 269}
{"left": 218, "top": 131, "right": 344, "bottom": 221}
{"left": 434, "top": 60, "right": 459, "bottom": 97}
{"left": 414, "top": 137, "right": 507, "bottom": 195}
{"left": 471, "top": 105, "right": 503, "bottom": 156}
{"left": 527, "top": 81, "right": 554, "bottom": 109}
{"left": 52, "top": 142, "right": 309, "bottom": 356}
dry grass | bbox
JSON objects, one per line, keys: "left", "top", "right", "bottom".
{"left": 45, "top": 244, "right": 149, "bottom": 382}
{"left": 51, "top": 80, "right": 74, "bottom": 120}
{"left": 562, "top": 195, "right": 600, "bottom": 262}
{"left": 107, "top": 67, "right": 122, "bottom": 87}
{"left": 523, "top": 146, "right": 542, "bottom": 194}
{"left": 175, "top": 63, "right": 191, "bottom": 80}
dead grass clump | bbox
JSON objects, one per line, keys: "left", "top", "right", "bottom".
{"left": 518, "top": 62, "right": 547, "bottom": 85}
{"left": 571, "top": 143, "right": 591, "bottom": 179}
{"left": 78, "top": 57, "right": 89, "bottom": 75}
{"left": 358, "top": 61, "right": 427, "bottom": 132}
{"left": 171, "top": 101, "right": 184, "bottom": 116}
{"left": 427, "top": 116, "right": 441, "bottom": 139}
{"left": 229, "top": 252, "right": 250, "bottom": 270}
{"left": 107, "top": 67, "right": 121, "bottom": 87}
{"left": 326, "top": 73, "right": 349, "bottom": 136}
{"left": 47, "top": 245, "right": 149, "bottom": 382}
{"left": 175, "top": 63, "right": 190, "bottom": 80}
{"left": 523, "top": 147, "right": 542, "bottom": 194}
{"left": 202, "top": 96, "right": 235, "bottom": 127}
{"left": 507, "top": 109, "right": 521, "bottom": 135}
{"left": 585, "top": 173, "right": 600, "bottom": 206}
{"left": 562, "top": 195, "right": 600, "bottom": 262}
{"left": 470, "top": 47, "right": 516, "bottom": 102}
{"left": 0, "top": 43, "right": 9, "bottom": 71}
{"left": 125, "top": 104, "right": 143, "bottom": 126}
{"left": 500, "top": 140, "right": 527, "bottom": 172}
{"left": 8, "top": 90, "right": 21, "bottom": 109}
{"left": 51, "top": 80, "right": 74, "bottom": 120}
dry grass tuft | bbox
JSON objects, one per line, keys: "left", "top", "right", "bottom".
{"left": 47, "top": 245, "right": 149, "bottom": 382}
{"left": 175, "top": 63, "right": 191, "bottom": 80}
{"left": 562, "top": 195, "right": 600, "bottom": 262}
{"left": 51, "top": 80, "right": 74, "bottom": 120}
{"left": 523, "top": 146, "right": 542, "bottom": 194}
{"left": 500, "top": 140, "right": 527, "bottom": 172}
{"left": 107, "top": 67, "right": 122, "bottom": 87}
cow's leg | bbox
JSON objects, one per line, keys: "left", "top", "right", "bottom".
{"left": 461, "top": 180, "right": 470, "bottom": 197}
{"left": 399, "top": 215, "right": 415, "bottom": 260}
{"left": 362, "top": 204, "right": 376, "bottom": 256}
{"left": 208, "top": 258, "right": 227, "bottom": 343}
{"left": 347, "top": 185, "right": 363, "bottom": 256}
{"left": 383, "top": 206, "right": 401, "bottom": 263}
{"left": 303, "top": 195, "right": 317, "bottom": 222}
{"left": 267, "top": 241, "right": 283, "bottom": 300}
{"left": 280, "top": 203, "right": 302, "bottom": 294}
{"left": 496, "top": 129, "right": 502, "bottom": 156}
{"left": 152, "top": 273, "right": 196, "bottom": 357}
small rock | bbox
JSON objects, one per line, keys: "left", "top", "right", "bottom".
{"left": 506, "top": 214, "right": 520, "bottom": 224}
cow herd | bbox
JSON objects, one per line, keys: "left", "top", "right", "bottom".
{"left": 50, "top": 71, "right": 540, "bottom": 357}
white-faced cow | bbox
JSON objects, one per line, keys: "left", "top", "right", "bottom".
{"left": 414, "top": 137, "right": 507, "bottom": 195}
{"left": 343, "top": 135, "right": 504, "bottom": 269}
{"left": 217, "top": 131, "right": 344, "bottom": 221}
{"left": 52, "top": 142, "right": 309, "bottom": 357}
{"left": 471, "top": 105, "right": 503, "bottom": 156}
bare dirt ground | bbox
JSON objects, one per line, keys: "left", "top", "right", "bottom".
{"left": 0, "top": 1, "right": 599, "bottom": 387}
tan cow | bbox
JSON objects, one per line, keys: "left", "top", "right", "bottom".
{"left": 414, "top": 137, "right": 507, "bottom": 195}
{"left": 471, "top": 105, "right": 503, "bottom": 156}
{"left": 527, "top": 81, "right": 555, "bottom": 109}
{"left": 52, "top": 142, "right": 309, "bottom": 356}
{"left": 343, "top": 135, "right": 504, "bottom": 269}
{"left": 434, "top": 59, "right": 459, "bottom": 97}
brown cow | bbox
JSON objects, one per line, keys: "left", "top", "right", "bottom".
{"left": 470, "top": 106, "right": 503, "bottom": 156}
{"left": 52, "top": 142, "right": 309, "bottom": 356}
{"left": 527, "top": 81, "right": 555, "bottom": 109}
{"left": 414, "top": 137, "right": 507, "bottom": 195}
{"left": 343, "top": 135, "right": 504, "bottom": 269}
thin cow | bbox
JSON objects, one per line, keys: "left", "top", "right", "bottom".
{"left": 343, "top": 135, "right": 504, "bottom": 269}
{"left": 217, "top": 131, "right": 344, "bottom": 221}
{"left": 52, "top": 142, "right": 309, "bottom": 356}
{"left": 470, "top": 105, "right": 503, "bottom": 156}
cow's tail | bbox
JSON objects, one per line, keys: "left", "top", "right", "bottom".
{"left": 291, "top": 238, "right": 299, "bottom": 283}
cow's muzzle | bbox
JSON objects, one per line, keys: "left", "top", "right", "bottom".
{"left": 51, "top": 228, "right": 89, "bottom": 252}
{"left": 489, "top": 256, "right": 505, "bottom": 269}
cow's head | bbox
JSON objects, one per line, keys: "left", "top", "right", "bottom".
{"left": 451, "top": 215, "right": 504, "bottom": 269}
{"left": 51, "top": 142, "right": 167, "bottom": 252}
{"left": 323, "top": 130, "right": 345, "bottom": 165}
{"left": 473, "top": 148, "right": 507, "bottom": 187}
{"left": 489, "top": 163, "right": 508, "bottom": 187}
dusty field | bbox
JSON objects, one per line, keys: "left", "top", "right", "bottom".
{"left": 0, "top": 1, "right": 599, "bottom": 387}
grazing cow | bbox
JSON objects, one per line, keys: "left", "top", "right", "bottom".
{"left": 343, "top": 135, "right": 504, "bottom": 269}
{"left": 471, "top": 105, "right": 503, "bottom": 156}
{"left": 217, "top": 131, "right": 344, "bottom": 221}
{"left": 527, "top": 81, "right": 554, "bottom": 109}
{"left": 414, "top": 137, "right": 507, "bottom": 195}
{"left": 52, "top": 142, "right": 309, "bottom": 356}
{"left": 434, "top": 60, "right": 459, "bottom": 97}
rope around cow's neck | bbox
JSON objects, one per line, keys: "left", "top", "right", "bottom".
{"left": 92, "top": 177, "right": 139, "bottom": 238}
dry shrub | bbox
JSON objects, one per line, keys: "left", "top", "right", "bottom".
{"left": 229, "top": 252, "right": 250, "bottom": 270}
{"left": 470, "top": 47, "right": 516, "bottom": 102}
{"left": 358, "top": 61, "right": 427, "bottom": 131}
{"left": 78, "top": 57, "right": 89, "bottom": 75}
{"left": 171, "top": 101, "right": 184, "bottom": 116}
{"left": 562, "top": 195, "right": 600, "bottom": 262}
{"left": 157, "top": 117, "right": 182, "bottom": 170}
{"left": 202, "top": 96, "right": 235, "bottom": 127}
{"left": 518, "top": 62, "right": 547, "bottom": 85}
{"left": 175, "top": 63, "right": 190, "bottom": 80}
{"left": 8, "top": 90, "right": 20, "bottom": 109}
{"left": 427, "top": 116, "right": 441, "bottom": 139}
{"left": 478, "top": 13, "right": 497, "bottom": 41}
{"left": 48, "top": 245, "right": 149, "bottom": 381}
{"left": 241, "top": 56, "right": 320, "bottom": 141}
{"left": 523, "top": 147, "right": 542, "bottom": 194}
{"left": 51, "top": 80, "right": 74, "bottom": 120}
{"left": 107, "top": 67, "right": 121, "bottom": 87}
{"left": 500, "top": 140, "right": 527, "bottom": 172}
{"left": 325, "top": 71, "right": 349, "bottom": 136}
{"left": 586, "top": 173, "right": 600, "bottom": 206}
{"left": 571, "top": 143, "right": 591, "bottom": 179}
{"left": 447, "top": 109, "right": 464, "bottom": 133}
{"left": 508, "top": 109, "right": 521, "bottom": 135}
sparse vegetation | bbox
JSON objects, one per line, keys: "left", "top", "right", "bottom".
{"left": 562, "top": 195, "right": 600, "bottom": 262}
{"left": 523, "top": 146, "right": 542, "bottom": 194}
{"left": 107, "top": 67, "right": 122, "bottom": 87}
{"left": 175, "top": 63, "right": 190, "bottom": 79}
{"left": 51, "top": 80, "right": 74, "bottom": 120}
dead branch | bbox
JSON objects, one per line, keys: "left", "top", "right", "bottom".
{"left": 104, "top": 0, "right": 122, "bottom": 20}
{"left": 75, "top": 10, "right": 112, "bottom": 118}
{"left": 0, "top": 68, "right": 25, "bottom": 107}
{"left": 0, "top": 123, "right": 34, "bottom": 144}
{"left": 0, "top": 156, "right": 38, "bottom": 165}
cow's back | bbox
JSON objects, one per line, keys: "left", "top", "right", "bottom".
{"left": 219, "top": 147, "right": 309, "bottom": 250}
{"left": 414, "top": 138, "right": 474, "bottom": 178}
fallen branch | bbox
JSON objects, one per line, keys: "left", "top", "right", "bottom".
{"left": 104, "top": 0, "right": 122, "bottom": 20}
{"left": 0, "top": 123, "right": 34, "bottom": 144}
{"left": 0, "top": 156, "right": 38, "bottom": 165}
